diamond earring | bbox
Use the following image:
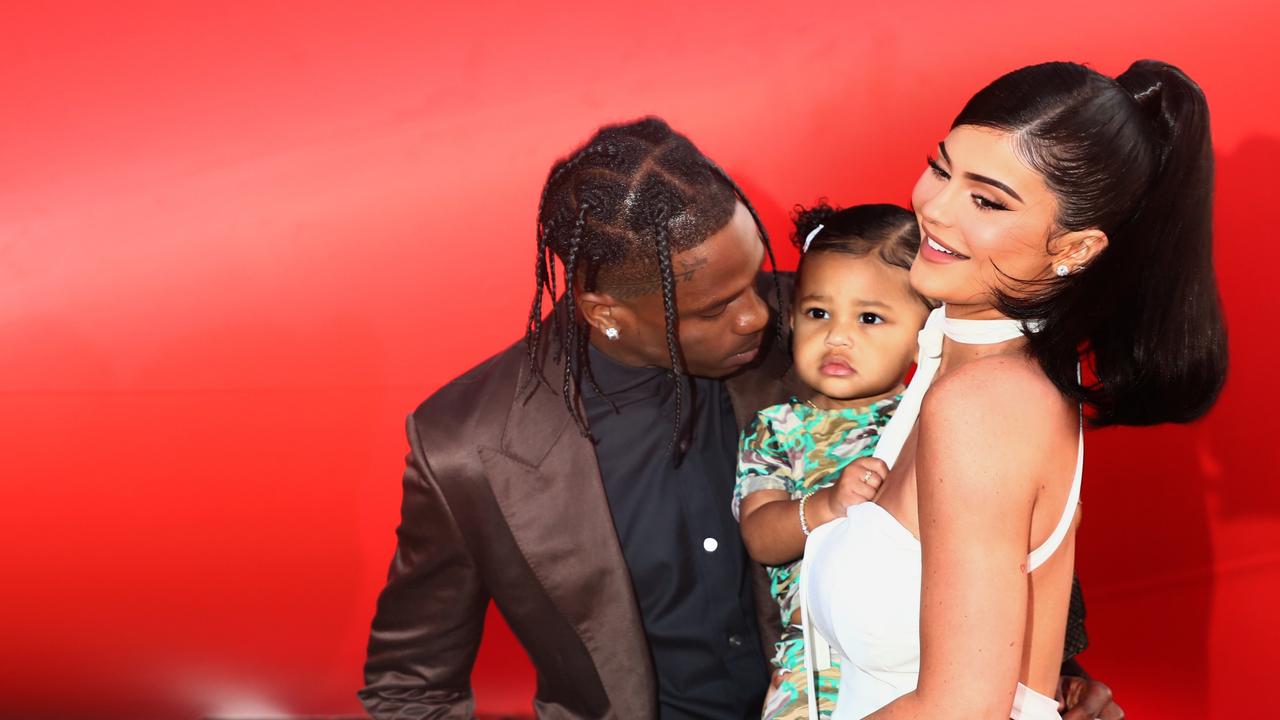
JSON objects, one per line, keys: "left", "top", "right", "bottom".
{"left": 1055, "top": 265, "right": 1070, "bottom": 277}
{"left": 604, "top": 327, "right": 620, "bottom": 341}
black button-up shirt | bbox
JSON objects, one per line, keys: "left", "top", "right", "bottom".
{"left": 582, "top": 345, "right": 769, "bottom": 719}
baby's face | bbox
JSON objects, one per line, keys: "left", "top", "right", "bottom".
{"left": 791, "top": 252, "right": 930, "bottom": 409}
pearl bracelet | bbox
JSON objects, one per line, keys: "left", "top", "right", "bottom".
{"left": 799, "top": 492, "right": 812, "bottom": 536}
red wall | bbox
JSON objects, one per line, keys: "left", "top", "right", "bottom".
{"left": 2, "top": 2, "right": 1276, "bottom": 718}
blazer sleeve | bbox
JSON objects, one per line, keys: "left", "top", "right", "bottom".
{"left": 359, "top": 412, "right": 490, "bottom": 719}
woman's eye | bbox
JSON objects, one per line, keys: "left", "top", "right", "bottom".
{"left": 805, "top": 308, "right": 829, "bottom": 320}
{"left": 926, "top": 156, "right": 950, "bottom": 181}
{"left": 859, "top": 313, "right": 884, "bottom": 325}
{"left": 972, "top": 194, "right": 1009, "bottom": 212}
{"left": 700, "top": 306, "right": 728, "bottom": 319}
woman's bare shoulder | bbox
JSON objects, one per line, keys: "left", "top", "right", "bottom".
{"left": 921, "top": 353, "right": 1069, "bottom": 465}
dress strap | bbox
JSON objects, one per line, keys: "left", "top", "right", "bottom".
{"left": 1026, "top": 403, "right": 1084, "bottom": 573}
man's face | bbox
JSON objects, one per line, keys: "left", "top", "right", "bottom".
{"left": 599, "top": 201, "right": 770, "bottom": 378}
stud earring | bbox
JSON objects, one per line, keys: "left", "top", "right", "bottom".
{"left": 604, "top": 327, "right": 620, "bottom": 341}
{"left": 1055, "top": 265, "right": 1070, "bottom": 277}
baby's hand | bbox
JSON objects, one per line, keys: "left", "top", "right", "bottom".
{"left": 824, "top": 457, "right": 888, "bottom": 517}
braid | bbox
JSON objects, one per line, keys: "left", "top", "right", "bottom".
{"left": 652, "top": 223, "right": 689, "bottom": 457}
{"left": 560, "top": 205, "right": 591, "bottom": 437}
{"left": 522, "top": 214, "right": 554, "bottom": 397}
{"left": 546, "top": 246, "right": 561, "bottom": 361}
{"left": 707, "top": 161, "right": 787, "bottom": 348}
{"left": 525, "top": 149, "right": 597, "bottom": 385}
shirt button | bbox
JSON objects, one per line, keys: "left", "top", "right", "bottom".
{"left": 728, "top": 634, "right": 744, "bottom": 649}
{"left": 703, "top": 537, "right": 718, "bottom": 552}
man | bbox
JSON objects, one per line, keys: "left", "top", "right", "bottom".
{"left": 360, "top": 117, "right": 1120, "bottom": 719}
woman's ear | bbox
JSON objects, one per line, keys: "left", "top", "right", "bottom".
{"left": 1049, "top": 229, "right": 1109, "bottom": 274}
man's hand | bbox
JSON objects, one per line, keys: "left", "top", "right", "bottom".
{"left": 822, "top": 457, "right": 888, "bottom": 518}
{"left": 1058, "top": 675, "right": 1124, "bottom": 720}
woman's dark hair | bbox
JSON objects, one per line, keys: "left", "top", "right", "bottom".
{"left": 525, "top": 117, "right": 783, "bottom": 451}
{"left": 791, "top": 201, "right": 933, "bottom": 311}
{"left": 954, "top": 60, "right": 1227, "bottom": 426}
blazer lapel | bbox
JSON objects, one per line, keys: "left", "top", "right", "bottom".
{"left": 479, "top": 342, "right": 656, "bottom": 718}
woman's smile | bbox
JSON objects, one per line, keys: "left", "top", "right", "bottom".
{"left": 920, "top": 231, "right": 970, "bottom": 262}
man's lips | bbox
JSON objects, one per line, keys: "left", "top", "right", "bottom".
{"left": 726, "top": 343, "right": 762, "bottom": 365}
{"left": 819, "top": 356, "right": 855, "bottom": 376}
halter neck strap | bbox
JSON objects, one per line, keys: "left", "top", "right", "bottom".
{"left": 874, "top": 305, "right": 1040, "bottom": 467}
{"left": 943, "top": 312, "right": 1039, "bottom": 345}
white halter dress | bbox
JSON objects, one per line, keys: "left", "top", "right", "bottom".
{"left": 799, "top": 307, "right": 1082, "bottom": 720}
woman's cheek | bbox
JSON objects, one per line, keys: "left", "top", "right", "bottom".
{"left": 909, "top": 173, "right": 934, "bottom": 214}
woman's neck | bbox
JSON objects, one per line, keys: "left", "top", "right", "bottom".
{"left": 935, "top": 302, "right": 1029, "bottom": 376}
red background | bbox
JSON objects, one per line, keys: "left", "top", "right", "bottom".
{"left": 2, "top": 2, "right": 1277, "bottom": 718}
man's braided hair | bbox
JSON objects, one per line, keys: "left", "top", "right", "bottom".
{"left": 524, "top": 117, "right": 783, "bottom": 453}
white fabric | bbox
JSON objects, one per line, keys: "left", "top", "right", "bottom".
{"left": 1012, "top": 682, "right": 1063, "bottom": 719}
{"left": 799, "top": 306, "right": 1079, "bottom": 719}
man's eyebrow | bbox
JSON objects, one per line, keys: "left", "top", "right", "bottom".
{"left": 940, "top": 140, "right": 1024, "bottom": 203}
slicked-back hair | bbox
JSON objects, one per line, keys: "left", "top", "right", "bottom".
{"left": 954, "top": 60, "right": 1227, "bottom": 427}
{"left": 524, "top": 117, "right": 783, "bottom": 456}
{"left": 791, "top": 201, "right": 934, "bottom": 312}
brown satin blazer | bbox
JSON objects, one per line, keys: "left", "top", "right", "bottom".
{"left": 360, "top": 274, "right": 805, "bottom": 719}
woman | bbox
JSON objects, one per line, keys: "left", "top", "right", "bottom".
{"left": 801, "top": 60, "right": 1226, "bottom": 719}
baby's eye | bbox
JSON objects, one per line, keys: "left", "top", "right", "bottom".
{"left": 805, "top": 308, "right": 829, "bottom": 320}
{"left": 859, "top": 313, "right": 885, "bottom": 325}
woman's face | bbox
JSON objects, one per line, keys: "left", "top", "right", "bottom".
{"left": 908, "top": 125, "right": 1063, "bottom": 313}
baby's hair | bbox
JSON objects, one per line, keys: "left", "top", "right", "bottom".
{"left": 791, "top": 201, "right": 933, "bottom": 310}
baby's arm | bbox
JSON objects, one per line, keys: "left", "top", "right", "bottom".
{"left": 738, "top": 458, "right": 887, "bottom": 565}
{"left": 733, "top": 413, "right": 887, "bottom": 566}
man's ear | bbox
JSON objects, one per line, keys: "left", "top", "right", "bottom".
{"left": 579, "top": 290, "right": 625, "bottom": 337}
{"left": 1049, "top": 229, "right": 1109, "bottom": 273}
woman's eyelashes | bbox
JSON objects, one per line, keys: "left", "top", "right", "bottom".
{"left": 971, "top": 194, "right": 1009, "bottom": 212}
{"left": 926, "top": 155, "right": 949, "bottom": 180}
{"left": 926, "top": 156, "right": 1011, "bottom": 212}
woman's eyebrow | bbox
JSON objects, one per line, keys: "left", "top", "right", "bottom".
{"left": 939, "top": 140, "right": 1025, "bottom": 203}
{"left": 965, "top": 172, "right": 1024, "bottom": 203}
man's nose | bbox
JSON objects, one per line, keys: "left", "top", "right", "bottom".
{"left": 736, "top": 289, "right": 769, "bottom": 335}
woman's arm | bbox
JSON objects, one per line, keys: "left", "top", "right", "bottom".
{"left": 867, "top": 358, "right": 1055, "bottom": 718}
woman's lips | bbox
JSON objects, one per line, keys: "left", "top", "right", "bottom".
{"left": 820, "top": 357, "right": 854, "bottom": 376}
{"left": 921, "top": 232, "right": 970, "bottom": 263}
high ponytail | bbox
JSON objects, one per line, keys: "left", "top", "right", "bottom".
{"left": 1103, "top": 61, "right": 1226, "bottom": 423}
{"left": 953, "top": 60, "right": 1227, "bottom": 427}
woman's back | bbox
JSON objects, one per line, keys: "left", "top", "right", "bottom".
{"left": 884, "top": 350, "right": 1081, "bottom": 696}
